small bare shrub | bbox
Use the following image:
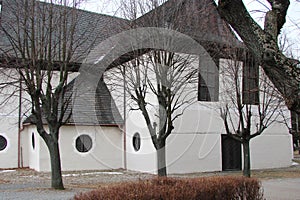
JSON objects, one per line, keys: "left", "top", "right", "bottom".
{"left": 73, "top": 176, "right": 264, "bottom": 200}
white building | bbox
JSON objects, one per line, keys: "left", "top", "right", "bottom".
{"left": 0, "top": 0, "right": 294, "bottom": 173}
{"left": 20, "top": 80, "right": 124, "bottom": 171}
{"left": 113, "top": 56, "right": 293, "bottom": 174}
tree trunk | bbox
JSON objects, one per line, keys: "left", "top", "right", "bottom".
{"left": 157, "top": 140, "right": 167, "bottom": 177}
{"left": 218, "top": 0, "right": 300, "bottom": 114}
{"left": 242, "top": 141, "right": 251, "bottom": 178}
{"left": 47, "top": 138, "right": 64, "bottom": 190}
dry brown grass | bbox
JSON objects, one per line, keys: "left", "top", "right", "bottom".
{"left": 252, "top": 168, "right": 300, "bottom": 179}
{"left": 170, "top": 164, "right": 300, "bottom": 180}
{"left": 0, "top": 179, "right": 9, "bottom": 184}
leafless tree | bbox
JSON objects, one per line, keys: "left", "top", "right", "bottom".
{"left": 112, "top": 0, "right": 202, "bottom": 176}
{"left": 120, "top": 0, "right": 165, "bottom": 20}
{"left": 278, "top": 31, "right": 300, "bottom": 151}
{"left": 219, "top": 52, "right": 286, "bottom": 177}
{"left": 0, "top": 0, "right": 96, "bottom": 189}
{"left": 106, "top": 50, "right": 198, "bottom": 176}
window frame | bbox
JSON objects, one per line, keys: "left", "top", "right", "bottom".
{"left": 198, "top": 55, "right": 219, "bottom": 102}
{"left": 132, "top": 132, "right": 141, "bottom": 152}
{"left": 242, "top": 54, "right": 259, "bottom": 105}
{"left": 31, "top": 132, "right": 35, "bottom": 150}
{"left": 0, "top": 135, "right": 8, "bottom": 151}
{"left": 75, "top": 134, "right": 93, "bottom": 153}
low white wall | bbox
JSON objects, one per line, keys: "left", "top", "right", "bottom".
{"left": 0, "top": 117, "right": 19, "bottom": 169}
{"left": 125, "top": 110, "right": 156, "bottom": 173}
{"left": 250, "top": 134, "right": 293, "bottom": 169}
{"left": 60, "top": 126, "right": 123, "bottom": 171}
{"left": 125, "top": 132, "right": 222, "bottom": 174}
{"left": 125, "top": 104, "right": 293, "bottom": 174}
{"left": 20, "top": 129, "right": 29, "bottom": 168}
{"left": 23, "top": 125, "right": 123, "bottom": 172}
{"left": 125, "top": 106, "right": 224, "bottom": 174}
{"left": 21, "top": 126, "right": 39, "bottom": 170}
{"left": 167, "top": 133, "right": 222, "bottom": 174}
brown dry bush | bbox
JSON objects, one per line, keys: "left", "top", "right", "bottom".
{"left": 73, "top": 176, "right": 263, "bottom": 200}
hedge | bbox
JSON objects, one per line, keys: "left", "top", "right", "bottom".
{"left": 73, "top": 176, "right": 264, "bottom": 200}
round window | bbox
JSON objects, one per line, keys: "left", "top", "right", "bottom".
{"left": 0, "top": 135, "right": 8, "bottom": 151}
{"left": 75, "top": 135, "right": 93, "bottom": 153}
{"left": 32, "top": 132, "right": 35, "bottom": 150}
{"left": 132, "top": 132, "right": 141, "bottom": 152}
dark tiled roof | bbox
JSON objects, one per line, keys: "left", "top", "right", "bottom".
{"left": 134, "top": 0, "right": 242, "bottom": 49}
{"left": 0, "top": 0, "right": 242, "bottom": 66}
{"left": 0, "top": 0, "right": 130, "bottom": 63}
{"left": 69, "top": 78, "right": 124, "bottom": 125}
{"left": 23, "top": 78, "right": 124, "bottom": 126}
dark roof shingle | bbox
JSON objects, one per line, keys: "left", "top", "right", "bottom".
{"left": 134, "top": 0, "right": 242, "bottom": 48}
{"left": 23, "top": 78, "right": 124, "bottom": 126}
{"left": 0, "top": 0, "right": 130, "bottom": 63}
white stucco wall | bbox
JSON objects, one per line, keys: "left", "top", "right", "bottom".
{"left": 120, "top": 82, "right": 293, "bottom": 174}
{"left": 125, "top": 104, "right": 224, "bottom": 174}
{"left": 22, "top": 125, "right": 123, "bottom": 172}
{"left": 125, "top": 104, "right": 293, "bottom": 174}
{"left": 167, "top": 133, "right": 222, "bottom": 174}
{"left": 125, "top": 110, "right": 157, "bottom": 173}
{"left": 250, "top": 134, "right": 293, "bottom": 169}
{"left": 125, "top": 132, "right": 222, "bottom": 174}
{"left": 0, "top": 69, "right": 32, "bottom": 169}
{"left": 24, "top": 126, "right": 40, "bottom": 170}
{"left": 0, "top": 116, "right": 20, "bottom": 169}
{"left": 167, "top": 104, "right": 223, "bottom": 174}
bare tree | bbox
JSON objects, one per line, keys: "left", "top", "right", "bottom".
{"left": 217, "top": 0, "right": 300, "bottom": 115}
{"left": 0, "top": 0, "right": 96, "bottom": 189}
{"left": 219, "top": 52, "right": 286, "bottom": 177}
{"left": 120, "top": 0, "right": 165, "bottom": 20}
{"left": 107, "top": 50, "right": 198, "bottom": 176}
{"left": 113, "top": 0, "right": 202, "bottom": 176}
{"left": 277, "top": 31, "right": 300, "bottom": 152}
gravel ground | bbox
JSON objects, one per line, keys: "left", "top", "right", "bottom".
{"left": 1, "top": 165, "right": 300, "bottom": 200}
{"left": 0, "top": 169, "right": 155, "bottom": 200}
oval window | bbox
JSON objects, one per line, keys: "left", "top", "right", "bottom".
{"left": 32, "top": 132, "right": 35, "bottom": 150}
{"left": 132, "top": 132, "right": 141, "bottom": 152}
{"left": 75, "top": 135, "right": 93, "bottom": 153}
{"left": 0, "top": 135, "right": 8, "bottom": 151}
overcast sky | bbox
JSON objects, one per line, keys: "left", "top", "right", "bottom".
{"left": 78, "top": 0, "right": 300, "bottom": 57}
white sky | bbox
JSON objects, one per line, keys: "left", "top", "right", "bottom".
{"left": 78, "top": 0, "right": 300, "bottom": 57}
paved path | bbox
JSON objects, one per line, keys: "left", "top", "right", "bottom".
{"left": 0, "top": 189, "right": 77, "bottom": 200}
{"left": 0, "top": 183, "right": 81, "bottom": 200}
{"left": 262, "top": 178, "right": 300, "bottom": 200}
